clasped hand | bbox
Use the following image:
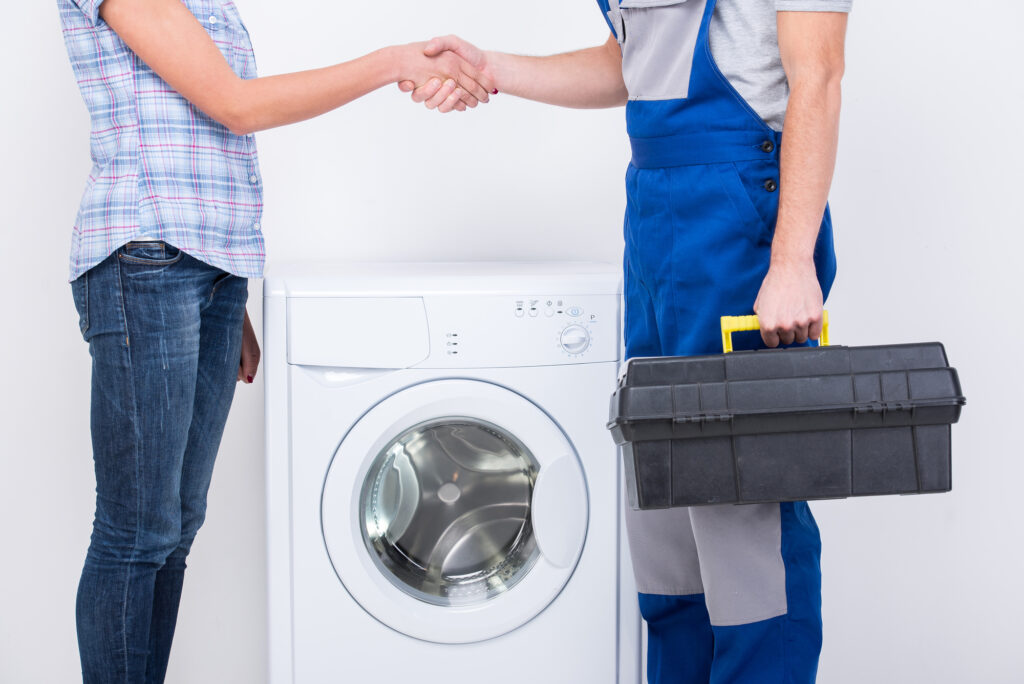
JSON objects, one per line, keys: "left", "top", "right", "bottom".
{"left": 396, "top": 36, "right": 493, "bottom": 113}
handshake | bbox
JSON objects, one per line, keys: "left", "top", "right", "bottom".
{"left": 392, "top": 35, "right": 497, "bottom": 113}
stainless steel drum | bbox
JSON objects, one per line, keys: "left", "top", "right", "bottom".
{"left": 360, "top": 418, "right": 541, "bottom": 606}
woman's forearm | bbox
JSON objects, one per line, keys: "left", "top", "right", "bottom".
{"left": 101, "top": 0, "right": 391, "bottom": 134}
{"left": 227, "top": 49, "right": 397, "bottom": 135}
{"left": 99, "top": 0, "right": 488, "bottom": 135}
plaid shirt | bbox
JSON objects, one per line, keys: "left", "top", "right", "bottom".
{"left": 59, "top": 0, "right": 265, "bottom": 281}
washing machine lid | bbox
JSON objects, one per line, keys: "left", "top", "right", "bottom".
{"left": 321, "top": 379, "right": 588, "bottom": 644}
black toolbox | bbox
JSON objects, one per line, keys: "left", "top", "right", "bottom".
{"left": 608, "top": 343, "right": 965, "bottom": 510}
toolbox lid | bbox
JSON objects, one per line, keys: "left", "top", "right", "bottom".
{"left": 608, "top": 343, "right": 966, "bottom": 442}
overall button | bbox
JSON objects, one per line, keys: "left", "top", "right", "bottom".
{"left": 760, "top": 140, "right": 775, "bottom": 153}
{"left": 764, "top": 179, "right": 778, "bottom": 193}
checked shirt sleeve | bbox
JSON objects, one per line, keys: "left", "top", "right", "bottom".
{"left": 71, "top": 0, "right": 105, "bottom": 26}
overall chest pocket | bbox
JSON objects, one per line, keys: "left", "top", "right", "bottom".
{"left": 617, "top": 0, "right": 707, "bottom": 102}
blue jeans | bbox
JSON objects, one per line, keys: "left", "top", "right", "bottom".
{"left": 71, "top": 243, "right": 247, "bottom": 684}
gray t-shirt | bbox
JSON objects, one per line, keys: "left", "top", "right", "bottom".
{"left": 710, "top": 0, "right": 853, "bottom": 131}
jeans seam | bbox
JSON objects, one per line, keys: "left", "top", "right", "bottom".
{"left": 115, "top": 255, "right": 143, "bottom": 683}
{"left": 209, "top": 273, "right": 233, "bottom": 303}
{"left": 81, "top": 271, "right": 91, "bottom": 336}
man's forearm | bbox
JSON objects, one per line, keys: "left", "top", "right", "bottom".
{"left": 772, "top": 11, "right": 848, "bottom": 267}
{"left": 773, "top": 74, "right": 842, "bottom": 266}
{"left": 487, "top": 34, "right": 627, "bottom": 109}
{"left": 752, "top": 11, "right": 847, "bottom": 346}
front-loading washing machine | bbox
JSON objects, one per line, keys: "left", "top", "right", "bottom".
{"left": 264, "top": 262, "right": 639, "bottom": 684}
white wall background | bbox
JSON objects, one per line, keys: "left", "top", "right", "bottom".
{"left": 1, "top": 1, "right": 1021, "bottom": 682}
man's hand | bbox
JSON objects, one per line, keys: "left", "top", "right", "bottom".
{"left": 392, "top": 40, "right": 494, "bottom": 113}
{"left": 398, "top": 36, "right": 496, "bottom": 113}
{"left": 400, "top": 33, "right": 627, "bottom": 112}
{"left": 753, "top": 257, "right": 824, "bottom": 348}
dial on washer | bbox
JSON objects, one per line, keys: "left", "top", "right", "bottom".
{"left": 560, "top": 325, "right": 591, "bottom": 355}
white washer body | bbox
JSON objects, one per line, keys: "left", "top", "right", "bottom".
{"left": 265, "top": 263, "right": 640, "bottom": 684}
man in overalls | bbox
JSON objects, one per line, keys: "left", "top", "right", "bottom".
{"left": 403, "top": 2, "right": 850, "bottom": 681}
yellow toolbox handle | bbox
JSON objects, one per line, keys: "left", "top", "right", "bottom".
{"left": 720, "top": 311, "right": 830, "bottom": 353}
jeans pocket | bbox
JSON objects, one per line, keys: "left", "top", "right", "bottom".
{"left": 118, "top": 241, "right": 184, "bottom": 266}
{"left": 71, "top": 272, "right": 89, "bottom": 337}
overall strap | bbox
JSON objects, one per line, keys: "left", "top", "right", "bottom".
{"left": 595, "top": 0, "right": 616, "bottom": 34}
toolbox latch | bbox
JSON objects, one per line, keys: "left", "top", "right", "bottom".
{"left": 855, "top": 401, "right": 915, "bottom": 414}
{"left": 673, "top": 413, "right": 733, "bottom": 425}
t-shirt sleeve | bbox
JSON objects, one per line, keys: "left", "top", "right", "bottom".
{"left": 776, "top": 0, "right": 852, "bottom": 11}
{"left": 71, "top": 0, "right": 105, "bottom": 26}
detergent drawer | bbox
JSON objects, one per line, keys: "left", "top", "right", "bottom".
{"left": 287, "top": 297, "right": 429, "bottom": 369}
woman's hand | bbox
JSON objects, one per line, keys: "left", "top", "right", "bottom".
{"left": 391, "top": 41, "right": 495, "bottom": 113}
{"left": 238, "top": 310, "right": 261, "bottom": 384}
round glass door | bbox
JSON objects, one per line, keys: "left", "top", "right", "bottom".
{"left": 361, "top": 418, "right": 540, "bottom": 606}
{"left": 321, "top": 379, "right": 589, "bottom": 643}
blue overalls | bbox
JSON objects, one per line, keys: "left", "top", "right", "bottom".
{"left": 596, "top": 0, "right": 838, "bottom": 682}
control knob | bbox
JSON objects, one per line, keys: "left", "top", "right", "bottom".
{"left": 560, "top": 324, "right": 591, "bottom": 355}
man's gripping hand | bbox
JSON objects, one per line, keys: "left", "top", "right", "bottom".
{"left": 753, "top": 257, "right": 824, "bottom": 348}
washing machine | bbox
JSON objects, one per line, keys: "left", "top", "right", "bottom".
{"left": 264, "top": 262, "right": 640, "bottom": 684}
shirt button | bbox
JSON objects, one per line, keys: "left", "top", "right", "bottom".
{"left": 764, "top": 179, "right": 778, "bottom": 193}
{"left": 249, "top": 175, "right": 259, "bottom": 184}
{"left": 760, "top": 140, "right": 775, "bottom": 153}
{"left": 209, "top": 15, "right": 218, "bottom": 24}
{"left": 253, "top": 222, "right": 262, "bottom": 231}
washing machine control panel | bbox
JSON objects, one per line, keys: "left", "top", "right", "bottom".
{"left": 513, "top": 298, "right": 590, "bottom": 321}
{"left": 421, "top": 294, "right": 618, "bottom": 367}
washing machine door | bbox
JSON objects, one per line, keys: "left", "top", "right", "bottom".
{"left": 321, "top": 379, "right": 588, "bottom": 644}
